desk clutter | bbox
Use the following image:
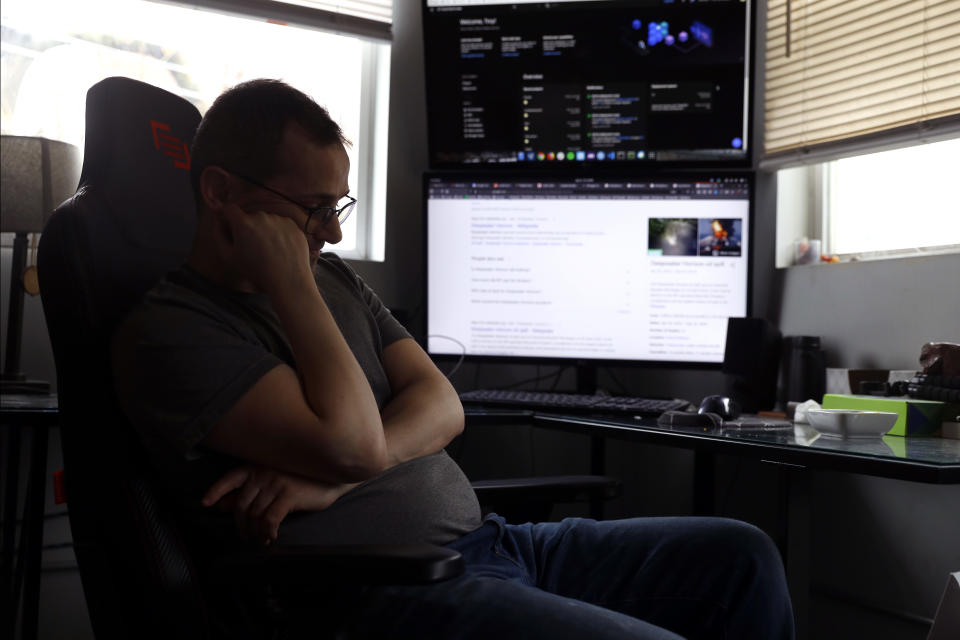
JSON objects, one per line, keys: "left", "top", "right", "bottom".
{"left": 821, "top": 395, "right": 946, "bottom": 437}
{"left": 809, "top": 342, "right": 960, "bottom": 439}
{"left": 805, "top": 409, "right": 899, "bottom": 439}
{"left": 720, "top": 331, "right": 960, "bottom": 440}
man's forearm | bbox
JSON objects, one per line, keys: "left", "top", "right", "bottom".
{"left": 380, "top": 377, "right": 464, "bottom": 466}
{"left": 269, "top": 275, "right": 387, "bottom": 473}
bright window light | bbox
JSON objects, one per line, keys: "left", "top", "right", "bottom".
{"left": 827, "top": 138, "right": 960, "bottom": 256}
{"left": 1, "top": 0, "right": 389, "bottom": 259}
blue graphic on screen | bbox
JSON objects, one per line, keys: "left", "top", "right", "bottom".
{"left": 690, "top": 21, "right": 713, "bottom": 47}
{"left": 648, "top": 21, "right": 669, "bottom": 46}
{"left": 646, "top": 19, "right": 714, "bottom": 52}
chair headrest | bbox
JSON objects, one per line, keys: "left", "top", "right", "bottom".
{"left": 80, "top": 76, "right": 202, "bottom": 252}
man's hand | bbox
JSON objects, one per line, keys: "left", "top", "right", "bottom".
{"left": 216, "top": 203, "right": 314, "bottom": 295}
{"left": 202, "top": 466, "right": 357, "bottom": 546}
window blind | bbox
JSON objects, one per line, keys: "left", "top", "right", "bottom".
{"left": 156, "top": 0, "right": 393, "bottom": 41}
{"left": 763, "top": 0, "right": 960, "bottom": 165}
{"left": 278, "top": 1, "right": 391, "bottom": 24}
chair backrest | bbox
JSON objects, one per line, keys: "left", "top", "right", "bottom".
{"left": 38, "top": 77, "right": 206, "bottom": 639}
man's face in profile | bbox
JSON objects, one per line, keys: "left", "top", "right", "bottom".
{"left": 233, "top": 123, "right": 351, "bottom": 267}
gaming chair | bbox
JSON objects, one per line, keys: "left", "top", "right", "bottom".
{"left": 38, "top": 76, "right": 461, "bottom": 640}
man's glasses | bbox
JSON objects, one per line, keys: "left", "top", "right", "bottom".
{"left": 231, "top": 172, "right": 356, "bottom": 232}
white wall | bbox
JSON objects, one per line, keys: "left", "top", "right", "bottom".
{"left": 778, "top": 254, "right": 960, "bottom": 367}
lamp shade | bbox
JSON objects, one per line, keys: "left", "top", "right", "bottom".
{"left": 1, "top": 135, "right": 81, "bottom": 233}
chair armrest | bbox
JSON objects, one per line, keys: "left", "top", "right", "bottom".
{"left": 210, "top": 543, "right": 464, "bottom": 587}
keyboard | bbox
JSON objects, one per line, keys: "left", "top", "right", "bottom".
{"left": 459, "top": 389, "right": 691, "bottom": 416}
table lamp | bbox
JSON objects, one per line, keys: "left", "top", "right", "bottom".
{"left": 1, "top": 135, "right": 81, "bottom": 394}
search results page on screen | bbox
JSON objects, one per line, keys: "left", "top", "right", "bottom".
{"left": 427, "top": 177, "right": 749, "bottom": 363}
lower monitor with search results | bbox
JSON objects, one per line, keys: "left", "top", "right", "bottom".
{"left": 425, "top": 171, "right": 753, "bottom": 367}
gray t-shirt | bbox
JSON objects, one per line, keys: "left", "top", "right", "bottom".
{"left": 112, "top": 253, "right": 481, "bottom": 547}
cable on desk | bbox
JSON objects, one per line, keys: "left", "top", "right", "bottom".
{"left": 427, "top": 334, "right": 466, "bottom": 379}
{"left": 602, "top": 367, "right": 632, "bottom": 396}
{"left": 502, "top": 365, "right": 570, "bottom": 391}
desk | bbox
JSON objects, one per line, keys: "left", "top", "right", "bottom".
{"left": 465, "top": 408, "right": 960, "bottom": 638}
{"left": 464, "top": 407, "right": 960, "bottom": 483}
{"left": 1, "top": 393, "right": 58, "bottom": 640}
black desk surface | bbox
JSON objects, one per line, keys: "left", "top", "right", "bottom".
{"left": 5, "top": 396, "right": 957, "bottom": 483}
{"left": 464, "top": 408, "right": 960, "bottom": 484}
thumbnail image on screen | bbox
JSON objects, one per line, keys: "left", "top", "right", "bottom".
{"left": 647, "top": 217, "right": 743, "bottom": 257}
{"left": 698, "top": 218, "right": 742, "bottom": 256}
{"left": 648, "top": 218, "right": 698, "bottom": 256}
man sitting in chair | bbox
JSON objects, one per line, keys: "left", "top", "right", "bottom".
{"left": 112, "top": 79, "right": 793, "bottom": 640}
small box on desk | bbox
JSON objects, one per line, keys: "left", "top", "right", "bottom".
{"left": 821, "top": 394, "right": 948, "bottom": 437}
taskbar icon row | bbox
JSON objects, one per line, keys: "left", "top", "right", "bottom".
{"left": 517, "top": 150, "right": 647, "bottom": 162}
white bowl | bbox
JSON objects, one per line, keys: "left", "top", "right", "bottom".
{"left": 807, "top": 409, "right": 899, "bottom": 438}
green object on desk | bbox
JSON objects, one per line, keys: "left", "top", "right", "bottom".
{"left": 821, "top": 394, "right": 944, "bottom": 437}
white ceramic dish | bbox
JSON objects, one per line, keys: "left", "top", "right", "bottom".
{"left": 807, "top": 409, "right": 899, "bottom": 438}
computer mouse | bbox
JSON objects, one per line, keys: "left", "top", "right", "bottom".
{"left": 698, "top": 395, "right": 742, "bottom": 420}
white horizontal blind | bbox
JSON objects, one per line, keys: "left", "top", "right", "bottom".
{"left": 153, "top": 0, "right": 393, "bottom": 40}
{"left": 764, "top": 0, "right": 960, "bottom": 160}
{"left": 279, "top": 1, "right": 392, "bottom": 23}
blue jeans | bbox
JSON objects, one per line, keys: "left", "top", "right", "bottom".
{"left": 340, "top": 515, "right": 794, "bottom": 639}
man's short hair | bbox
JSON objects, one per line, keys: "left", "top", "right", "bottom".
{"left": 190, "top": 79, "right": 349, "bottom": 205}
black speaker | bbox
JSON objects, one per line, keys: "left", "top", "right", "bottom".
{"left": 722, "top": 317, "right": 782, "bottom": 413}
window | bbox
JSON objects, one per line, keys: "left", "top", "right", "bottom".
{"left": 763, "top": 0, "right": 959, "bottom": 159}
{"left": 764, "top": 0, "right": 960, "bottom": 266}
{"left": 0, "top": 0, "right": 390, "bottom": 260}
{"left": 826, "top": 138, "right": 960, "bottom": 256}
{"left": 775, "top": 137, "right": 960, "bottom": 266}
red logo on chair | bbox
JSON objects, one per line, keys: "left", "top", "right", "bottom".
{"left": 151, "top": 120, "right": 190, "bottom": 170}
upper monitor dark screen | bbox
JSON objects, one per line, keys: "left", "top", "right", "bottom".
{"left": 422, "top": 0, "right": 753, "bottom": 167}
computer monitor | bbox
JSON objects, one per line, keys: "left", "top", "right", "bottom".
{"left": 425, "top": 171, "right": 752, "bottom": 368}
{"left": 422, "top": 0, "right": 754, "bottom": 167}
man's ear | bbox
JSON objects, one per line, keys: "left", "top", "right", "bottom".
{"left": 198, "top": 166, "right": 234, "bottom": 211}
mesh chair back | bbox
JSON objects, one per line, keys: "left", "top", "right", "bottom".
{"left": 38, "top": 76, "right": 207, "bottom": 639}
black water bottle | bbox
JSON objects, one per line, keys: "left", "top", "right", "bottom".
{"left": 781, "top": 336, "right": 826, "bottom": 405}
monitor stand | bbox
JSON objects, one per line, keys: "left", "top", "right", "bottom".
{"left": 575, "top": 362, "right": 598, "bottom": 395}
{"left": 575, "top": 361, "right": 608, "bottom": 499}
